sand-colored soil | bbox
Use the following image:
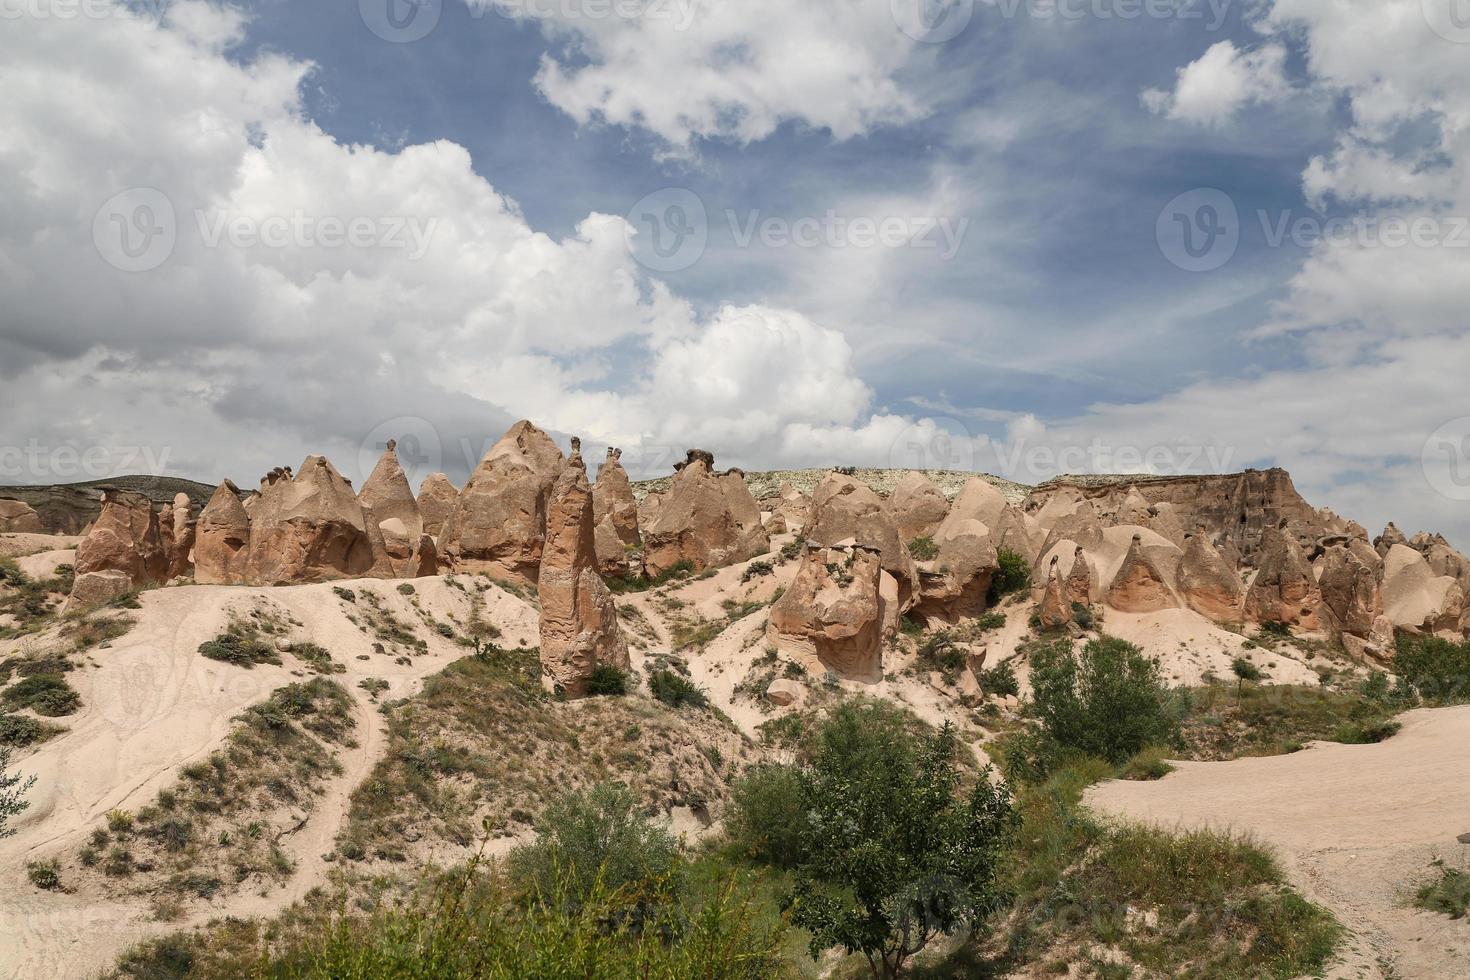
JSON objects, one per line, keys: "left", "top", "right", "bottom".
{"left": 0, "top": 533, "right": 81, "bottom": 559}
{"left": 0, "top": 576, "right": 537, "bottom": 980}
{"left": 1087, "top": 706, "right": 1470, "bottom": 979}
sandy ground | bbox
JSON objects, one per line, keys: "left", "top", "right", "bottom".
{"left": 1087, "top": 706, "right": 1470, "bottom": 979}
{"left": 0, "top": 533, "right": 81, "bottom": 559}
{"left": 0, "top": 575, "right": 537, "bottom": 980}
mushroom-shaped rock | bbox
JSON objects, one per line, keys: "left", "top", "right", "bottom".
{"left": 642, "top": 451, "right": 769, "bottom": 578}
{"left": 67, "top": 487, "right": 168, "bottom": 610}
{"left": 1037, "top": 556, "right": 1072, "bottom": 629}
{"left": 1244, "top": 523, "right": 1326, "bottom": 629}
{"left": 1105, "top": 533, "right": 1179, "bottom": 613}
{"left": 1064, "top": 545, "right": 1096, "bottom": 607}
{"left": 0, "top": 499, "right": 44, "bottom": 533}
{"left": 439, "top": 420, "right": 567, "bottom": 585}
{"left": 360, "top": 440, "right": 424, "bottom": 542}
{"left": 593, "top": 448, "right": 641, "bottom": 547}
{"left": 537, "top": 448, "right": 630, "bottom": 698}
{"left": 195, "top": 481, "right": 251, "bottom": 584}
{"left": 1177, "top": 530, "right": 1245, "bottom": 621}
{"left": 887, "top": 471, "right": 950, "bottom": 541}
{"left": 767, "top": 543, "right": 885, "bottom": 681}
{"left": 245, "top": 456, "right": 376, "bottom": 585}
{"left": 416, "top": 473, "right": 459, "bottom": 539}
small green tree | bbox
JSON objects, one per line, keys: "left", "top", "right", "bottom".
{"left": 788, "top": 703, "right": 1014, "bottom": 978}
{"left": 987, "top": 548, "right": 1031, "bottom": 604}
{"left": 1028, "top": 636, "right": 1182, "bottom": 765}
{"left": 508, "top": 783, "right": 682, "bottom": 910}
{"left": 1231, "top": 657, "right": 1263, "bottom": 703}
{"left": 726, "top": 764, "right": 808, "bottom": 869}
{"left": 1, "top": 745, "right": 36, "bottom": 840}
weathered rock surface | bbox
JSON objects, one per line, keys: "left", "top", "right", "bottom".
{"left": 770, "top": 481, "right": 812, "bottom": 536}
{"left": 1064, "top": 545, "right": 1096, "bottom": 607}
{"left": 887, "top": 471, "right": 950, "bottom": 541}
{"left": 643, "top": 451, "right": 769, "bottom": 577}
{"left": 1243, "top": 524, "right": 1325, "bottom": 629}
{"left": 1038, "top": 556, "right": 1072, "bottom": 629}
{"left": 768, "top": 543, "right": 885, "bottom": 681}
{"left": 360, "top": 442, "right": 437, "bottom": 578}
{"left": 1105, "top": 533, "right": 1179, "bottom": 613}
{"left": 245, "top": 456, "right": 375, "bottom": 585}
{"left": 416, "top": 473, "right": 459, "bottom": 539}
{"left": 593, "top": 448, "right": 640, "bottom": 547}
{"left": 194, "top": 481, "right": 251, "bottom": 585}
{"left": 1177, "top": 531, "right": 1245, "bottom": 621}
{"left": 537, "top": 446, "right": 630, "bottom": 698}
{"left": 807, "top": 472, "right": 919, "bottom": 611}
{"left": 67, "top": 487, "right": 168, "bottom": 609}
{"left": 1382, "top": 543, "right": 1465, "bottom": 634}
{"left": 0, "top": 499, "right": 43, "bottom": 533}
{"left": 439, "top": 420, "right": 567, "bottom": 584}
{"left": 1317, "top": 542, "right": 1383, "bottom": 638}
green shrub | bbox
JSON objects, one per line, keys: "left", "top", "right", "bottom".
{"left": 906, "top": 536, "right": 939, "bottom": 561}
{"left": 1260, "top": 620, "right": 1292, "bottom": 637}
{"left": 0, "top": 559, "right": 25, "bottom": 586}
{"left": 790, "top": 703, "right": 1015, "bottom": 978}
{"left": 0, "top": 713, "right": 63, "bottom": 748}
{"left": 1330, "top": 719, "right": 1401, "bottom": 744}
{"left": 26, "top": 859, "right": 61, "bottom": 890}
{"left": 1394, "top": 635, "right": 1470, "bottom": 704}
{"left": 725, "top": 764, "right": 807, "bottom": 869}
{"left": 1120, "top": 745, "right": 1176, "bottom": 781}
{"left": 649, "top": 670, "right": 708, "bottom": 710}
{"left": 975, "top": 611, "right": 1006, "bottom": 632}
{"left": 397, "top": 583, "right": 416, "bottom": 596}
{"left": 198, "top": 622, "right": 281, "bottom": 669}
{"left": 1028, "top": 636, "right": 1183, "bottom": 767}
{"left": 741, "top": 560, "right": 774, "bottom": 583}
{"left": 1416, "top": 861, "right": 1470, "bottom": 919}
{"left": 508, "top": 783, "right": 682, "bottom": 910}
{"left": 1, "top": 673, "right": 80, "bottom": 717}
{"left": 987, "top": 548, "right": 1031, "bottom": 604}
{"left": 585, "top": 665, "right": 628, "bottom": 697}
{"left": 979, "top": 661, "right": 1020, "bottom": 698}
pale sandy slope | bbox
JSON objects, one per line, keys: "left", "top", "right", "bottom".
{"left": 0, "top": 576, "right": 538, "bottom": 980}
{"left": 1087, "top": 706, "right": 1470, "bottom": 979}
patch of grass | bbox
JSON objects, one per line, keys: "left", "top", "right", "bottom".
{"left": 0, "top": 713, "right": 65, "bottom": 748}
{"left": 1394, "top": 634, "right": 1470, "bottom": 705}
{"left": 671, "top": 618, "right": 727, "bottom": 653}
{"left": 61, "top": 612, "right": 135, "bottom": 651}
{"left": 198, "top": 618, "right": 282, "bottom": 669}
{"left": 741, "top": 560, "right": 774, "bottom": 583}
{"left": 605, "top": 560, "right": 696, "bottom": 595}
{"left": 974, "top": 611, "right": 1006, "bottom": 632}
{"left": 649, "top": 669, "right": 709, "bottom": 710}
{"left": 1, "top": 673, "right": 81, "bottom": 717}
{"left": 998, "top": 760, "right": 1340, "bottom": 977}
{"left": 79, "top": 679, "right": 355, "bottom": 906}
{"left": 1120, "top": 745, "right": 1176, "bottom": 781}
{"left": 1181, "top": 683, "right": 1403, "bottom": 760}
{"left": 585, "top": 664, "right": 628, "bottom": 697}
{"left": 290, "top": 642, "right": 345, "bottom": 676}
{"left": 907, "top": 536, "right": 939, "bottom": 561}
{"left": 1416, "top": 861, "right": 1470, "bottom": 919}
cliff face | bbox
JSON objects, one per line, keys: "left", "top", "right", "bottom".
{"left": 1025, "top": 469, "right": 1322, "bottom": 562}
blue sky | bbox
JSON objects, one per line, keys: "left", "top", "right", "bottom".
{"left": 2, "top": 0, "right": 1468, "bottom": 546}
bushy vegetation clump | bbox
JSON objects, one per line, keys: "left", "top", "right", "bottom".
{"left": 986, "top": 548, "right": 1032, "bottom": 604}
{"left": 1394, "top": 634, "right": 1470, "bottom": 704}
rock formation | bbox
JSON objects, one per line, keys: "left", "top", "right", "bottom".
{"left": 1381, "top": 543, "right": 1465, "bottom": 634}
{"left": 592, "top": 448, "right": 640, "bottom": 547}
{"left": 537, "top": 443, "right": 630, "bottom": 697}
{"left": 159, "top": 491, "right": 196, "bottom": 579}
{"left": 807, "top": 472, "right": 919, "bottom": 613}
{"left": 1064, "top": 545, "right": 1095, "bottom": 607}
{"left": 194, "top": 481, "right": 251, "bottom": 585}
{"left": 1375, "top": 522, "right": 1408, "bottom": 558}
{"left": 416, "top": 473, "right": 458, "bottom": 539}
{"left": 0, "top": 499, "right": 43, "bottom": 533}
{"left": 359, "top": 441, "right": 437, "bottom": 578}
{"left": 1243, "top": 523, "right": 1325, "bottom": 629}
{"left": 438, "top": 420, "right": 567, "bottom": 584}
{"left": 66, "top": 487, "right": 168, "bottom": 609}
{"left": 767, "top": 542, "right": 885, "bottom": 680}
{"left": 770, "top": 481, "right": 812, "bottom": 536}
{"left": 887, "top": 471, "right": 950, "bottom": 541}
{"left": 1105, "top": 533, "right": 1179, "bottom": 613}
{"left": 244, "top": 456, "right": 376, "bottom": 585}
{"left": 642, "top": 450, "right": 769, "bottom": 577}
{"left": 1037, "top": 556, "right": 1072, "bottom": 629}
{"left": 1316, "top": 541, "right": 1383, "bottom": 638}
{"left": 1176, "top": 530, "right": 1245, "bottom": 621}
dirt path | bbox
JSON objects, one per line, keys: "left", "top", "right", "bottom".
{"left": 1086, "top": 705, "right": 1470, "bottom": 979}
{"left": 0, "top": 577, "right": 538, "bottom": 980}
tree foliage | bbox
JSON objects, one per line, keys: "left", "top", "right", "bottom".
{"left": 1, "top": 745, "right": 36, "bottom": 840}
